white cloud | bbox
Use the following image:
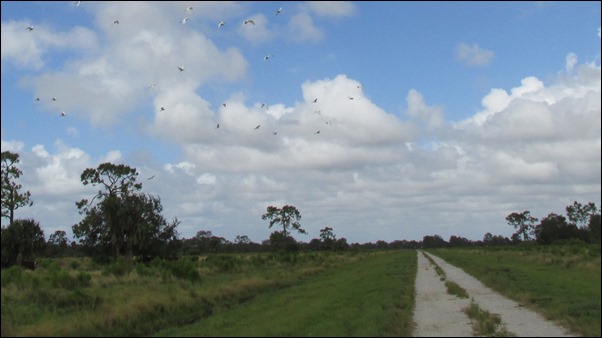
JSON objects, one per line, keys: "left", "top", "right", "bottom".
{"left": 1, "top": 21, "right": 97, "bottom": 72}
{"left": 406, "top": 89, "right": 445, "bottom": 130}
{"left": 565, "top": 52, "right": 578, "bottom": 72}
{"left": 287, "top": 12, "right": 323, "bottom": 43}
{"left": 456, "top": 43, "right": 494, "bottom": 67}
{"left": 305, "top": 2, "right": 356, "bottom": 17}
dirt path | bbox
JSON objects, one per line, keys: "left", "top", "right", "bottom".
{"left": 412, "top": 251, "right": 577, "bottom": 337}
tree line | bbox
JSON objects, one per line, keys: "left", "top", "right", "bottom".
{"left": 2, "top": 150, "right": 600, "bottom": 267}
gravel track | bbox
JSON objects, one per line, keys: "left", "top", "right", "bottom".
{"left": 412, "top": 251, "right": 577, "bottom": 337}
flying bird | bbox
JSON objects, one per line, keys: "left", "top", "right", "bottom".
{"left": 52, "top": 97, "right": 57, "bottom": 101}
{"left": 160, "top": 107, "right": 166, "bottom": 111}
{"left": 36, "top": 97, "right": 40, "bottom": 101}
{"left": 26, "top": 26, "right": 34, "bottom": 31}
{"left": 264, "top": 54, "right": 273, "bottom": 61}
{"left": 185, "top": 6, "right": 193, "bottom": 12}
{"left": 216, "top": 123, "right": 220, "bottom": 129}
{"left": 76, "top": 1, "right": 81, "bottom": 7}
{"left": 177, "top": 66, "right": 185, "bottom": 72}
{"left": 147, "top": 175, "right": 155, "bottom": 180}
{"left": 275, "top": 7, "right": 283, "bottom": 15}
{"left": 181, "top": 17, "right": 189, "bottom": 24}
{"left": 113, "top": 20, "right": 119, "bottom": 25}
{"left": 313, "top": 98, "right": 318, "bottom": 103}
{"left": 273, "top": 132, "right": 278, "bottom": 135}
{"left": 349, "top": 96, "right": 354, "bottom": 100}
{"left": 315, "top": 130, "right": 320, "bottom": 135}
{"left": 222, "top": 103, "right": 227, "bottom": 107}
{"left": 60, "top": 112, "right": 66, "bottom": 117}
{"left": 244, "top": 19, "right": 255, "bottom": 25}
{"left": 218, "top": 21, "right": 225, "bottom": 28}
{"left": 254, "top": 125, "right": 261, "bottom": 130}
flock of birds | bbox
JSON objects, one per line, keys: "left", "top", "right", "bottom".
{"left": 27, "top": 2, "right": 361, "bottom": 136}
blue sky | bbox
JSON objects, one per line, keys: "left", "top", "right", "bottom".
{"left": 1, "top": 1, "right": 601, "bottom": 244}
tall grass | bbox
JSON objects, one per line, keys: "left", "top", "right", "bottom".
{"left": 1, "top": 251, "right": 408, "bottom": 336}
{"left": 431, "top": 243, "right": 601, "bottom": 337}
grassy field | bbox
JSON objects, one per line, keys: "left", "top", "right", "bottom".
{"left": 154, "top": 250, "right": 416, "bottom": 336}
{"left": 1, "top": 250, "right": 416, "bottom": 337}
{"left": 430, "top": 243, "right": 601, "bottom": 337}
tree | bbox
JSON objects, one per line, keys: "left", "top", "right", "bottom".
{"left": 535, "top": 213, "right": 579, "bottom": 244}
{"left": 261, "top": 205, "right": 306, "bottom": 237}
{"left": 319, "top": 226, "right": 336, "bottom": 250}
{"left": 505, "top": 211, "right": 538, "bottom": 242}
{"left": 1, "top": 151, "right": 33, "bottom": 226}
{"left": 74, "top": 163, "right": 178, "bottom": 259}
{"left": 48, "top": 230, "right": 69, "bottom": 248}
{"left": 565, "top": 201, "right": 598, "bottom": 229}
{"left": 1, "top": 219, "right": 45, "bottom": 267}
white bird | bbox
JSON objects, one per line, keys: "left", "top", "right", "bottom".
{"left": 254, "top": 125, "right": 261, "bottom": 130}
{"left": 218, "top": 21, "right": 225, "bottom": 28}
{"left": 113, "top": 20, "right": 119, "bottom": 25}
{"left": 185, "top": 6, "right": 193, "bottom": 12}
{"left": 177, "top": 66, "right": 185, "bottom": 72}
{"left": 264, "top": 54, "right": 273, "bottom": 61}
{"left": 276, "top": 7, "right": 283, "bottom": 15}
{"left": 181, "top": 17, "right": 189, "bottom": 24}
{"left": 60, "top": 112, "right": 66, "bottom": 117}
{"left": 26, "top": 26, "right": 34, "bottom": 31}
{"left": 244, "top": 19, "right": 255, "bottom": 25}
{"left": 76, "top": 1, "right": 81, "bottom": 7}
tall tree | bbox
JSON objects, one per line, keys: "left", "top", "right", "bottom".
{"left": 1, "top": 151, "right": 33, "bottom": 226}
{"left": 565, "top": 201, "right": 598, "bottom": 229}
{"left": 74, "top": 163, "right": 178, "bottom": 260}
{"left": 505, "top": 211, "right": 538, "bottom": 242}
{"left": 261, "top": 205, "right": 306, "bottom": 237}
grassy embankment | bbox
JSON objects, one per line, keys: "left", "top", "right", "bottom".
{"left": 1, "top": 250, "right": 417, "bottom": 337}
{"left": 430, "top": 243, "right": 601, "bottom": 337}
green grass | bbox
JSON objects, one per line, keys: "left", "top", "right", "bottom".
{"left": 445, "top": 280, "right": 469, "bottom": 299}
{"left": 430, "top": 243, "right": 601, "bottom": 337}
{"left": 154, "top": 250, "right": 416, "bottom": 337}
{"left": 463, "top": 301, "right": 515, "bottom": 337}
{"left": 1, "top": 251, "right": 416, "bottom": 337}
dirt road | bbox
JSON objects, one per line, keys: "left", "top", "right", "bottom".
{"left": 412, "top": 251, "right": 577, "bottom": 337}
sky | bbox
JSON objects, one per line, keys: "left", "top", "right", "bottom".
{"left": 1, "top": 1, "right": 601, "bottom": 244}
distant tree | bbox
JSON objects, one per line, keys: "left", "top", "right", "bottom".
{"left": 1, "top": 218, "right": 45, "bottom": 267}
{"left": 262, "top": 205, "right": 306, "bottom": 237}
{"left": 234, "top": 235, "right": 251, "bottom": 245}
{"left": 73, "top": 163, "right": 179, "bottom": 259}
{"left": 1, "top": 151, "right": 33, "bottom": 226}
{"left": 422, "top": 235, "right": 446, "bottom": 248}
{"left": 333, "top": 237, "right": 349, "bottom": 251}
{"left": 319, "top": 226, "right": 336, "bottom": 250}
{"left": 588, "top": 214, "right": 601, "bottom": 243}
{"left": 535, "top": 213, "right": 580, "bottom": 244}
{"left": 566, "top": 201, "right": 598, "bottom": 229}
{"left": 505, "top": 211, "right": 538, "bottom": 242}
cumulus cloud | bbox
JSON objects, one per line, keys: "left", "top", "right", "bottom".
{"left": 456, "top": 43, "right": 494, "bottom": 67}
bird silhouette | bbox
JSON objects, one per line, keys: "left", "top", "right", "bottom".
{"left": 264, "top": 54, "right": 273, "bottom": 61}
{"left": 218, "top": 21, "right": 225, "bottom": 28}
{"left": 26, "top": 26, "right": 34, "bottom": 31}
{"left": 276, "top": 7, "right": 283, "bottom": 15}
{"left": 177, "top": 66, "right": 185, "bottom": 72}
{"left": 315, "top": 130, "right": 320, "bottom": 134}
{"left": 313, "top": 98, "right": 318, "bottom": 103}
{"left": 160, "top": 107, "right": 166, "bottom": 111}
{"left": 147, "top": 175, "right": 155, "bottom": 180}
{"left": 216, "top": 123, "right": 220, "bottom": 129}
{"left": 254, "top": 125, "right": 261, "bottom": 130}
{"left": 244, "top": 19, "right": 255, "bottom": 25}
{"left": 60, "top": 112, "right": 66, "bottom": 117}
{"left": 36, "top": 97, "right": 40, "bottom": 101}
{"left": 185, "top": 6, "right": 193, "bottom": 12}
{"left": 113, "top": 20, "right": 119, "bottom": 25}
{"left": 52, "top": 97, "right": 57, "bottom": 101}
